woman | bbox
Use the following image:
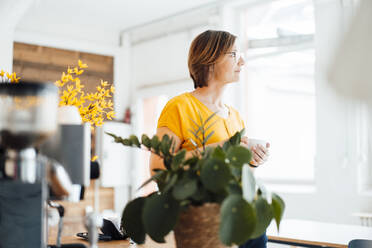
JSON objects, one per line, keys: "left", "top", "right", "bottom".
{"left": 150, "top": 30, "right": 270, "bottom": 248}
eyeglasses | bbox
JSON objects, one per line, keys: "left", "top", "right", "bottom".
{"left": 226, "top": 51, "right": 245, "bottom": 62}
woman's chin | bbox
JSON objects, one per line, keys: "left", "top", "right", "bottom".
{"left": 233, "top": 75, "right": 240, "bottom": 82}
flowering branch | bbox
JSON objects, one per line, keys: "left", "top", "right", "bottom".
{"left": 55, "top": 60, "right": 116, "bottom": 127}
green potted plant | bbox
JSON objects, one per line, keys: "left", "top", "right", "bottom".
{"left": 107, "top": 113, "right": 285, "bottom": 247}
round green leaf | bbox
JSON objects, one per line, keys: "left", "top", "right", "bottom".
{"left": 200, "top": 158, "right": 231, "bottom": 192}
{"left": 272, "top": 193, "right": 285, "bottom": 231}
{"left": 212, "top": 146, "right": 226, "bottom": 161}
{"left": 142, "top": 193, "right": 180, "bottom": 243}
{"left": 227, "top": 146, "right": 252, "bottom": 168}
{"left": 172, "top": 177, "right": 198, "bottom": 200}
{"left": 121, "top": 197, "right": 146, "bottom": 244}
{"left": 219, "top": 195, "right": 257, "bottom": 246}
{"left": 250, "top": 196, "right": 274, "bottom": 239}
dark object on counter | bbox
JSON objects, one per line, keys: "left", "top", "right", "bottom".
{"left": 101, "top": 218, "right": 128, "bottom": 240}
{"left": 48, "top": 244, "right": 86, "bottom": 248}
{"left": 76, "top": 218, "right": 128, "bottom": 242}
{"left": 76, "top": 232, "right": 112, "bottom": 241}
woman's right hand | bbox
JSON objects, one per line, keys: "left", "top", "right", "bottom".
{"left": 241, "top": 136, "right": 270, "bottom": 167}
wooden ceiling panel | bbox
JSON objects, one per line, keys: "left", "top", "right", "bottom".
{"left": 13, "top": 42, "right": 114, "bottom": 97}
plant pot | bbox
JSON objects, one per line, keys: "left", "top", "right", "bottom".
{"left": 174, "top": 203, "right": 231, "bottom": 248}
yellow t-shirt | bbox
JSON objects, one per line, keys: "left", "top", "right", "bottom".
{"left": 157, "top": 92, "right": 245, "bottom": 151}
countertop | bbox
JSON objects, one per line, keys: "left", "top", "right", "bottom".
{"left": 50, "top": 234, "right": 176, "bottom": 248}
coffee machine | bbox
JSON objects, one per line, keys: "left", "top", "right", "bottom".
{"left": 0, "top": 82, "right": 59, "bottom": 248}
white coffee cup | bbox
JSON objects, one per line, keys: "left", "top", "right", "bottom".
{"left": 247, "top": 138, "right": 269, "bottom": 149}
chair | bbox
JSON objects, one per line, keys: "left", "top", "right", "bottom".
{"left": 348, "top": 239, "right": 372, "bottom": 248}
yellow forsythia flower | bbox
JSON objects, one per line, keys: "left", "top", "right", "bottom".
{"left": 107, "top": 111, "right": 115, "bottom": 120}
{"left": 101, "top": 80, "right": 108, "bottom": 87}
{"left": 55, "top": 80, "right": 64, "bottom": 87}
{"left": 55, "top": 60, "right": 115, "bottom": 127}
{"left": 78, "top": 60, "right": 88, "bottom": 69}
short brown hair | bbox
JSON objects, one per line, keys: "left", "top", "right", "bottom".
{"left": 188, "top": 30, "right": 237, "bottom": 88}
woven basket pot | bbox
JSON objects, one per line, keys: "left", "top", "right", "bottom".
{"left": 173, "top": 203, "right": 229, "bottom": 248}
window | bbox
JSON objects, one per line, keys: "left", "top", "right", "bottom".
{"left": 138, "top": 95, "right": 169, "bottom": 195}
{"left": 131, "top": 81, "right": 193, "bottom": 197}
{"left": 242, "top": 0, "right": 316, "bottom": 182}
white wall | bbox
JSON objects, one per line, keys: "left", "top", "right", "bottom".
{"left": 0, "top": 32, "right": 14, "bottom": 73}
{"left": 128, "top": 6, "right": 221, "bottom": 92}
{"left": 132, "top": 32, "right": 190, "bottom": 88}
{"left": 0, "top": 0, "right": 35, "bottom": 72}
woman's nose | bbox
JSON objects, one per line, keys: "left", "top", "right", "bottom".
{"left": 238, "top": 55, "right": 245, "bottom": 66}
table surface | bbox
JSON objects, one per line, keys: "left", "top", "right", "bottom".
{"left": 267, "top": 219, "right": 372, "bottom": 248}
{"left": 55, "top": 219, "right": 372, "bottom": 248}
{"left": 53, "top": 234, "right": 177, "bottom": 248}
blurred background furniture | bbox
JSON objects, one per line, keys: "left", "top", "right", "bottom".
{"left": 267, "top": 219, "right": 372, "bottom": 248}
{"left": 348, "top": 239, "right": 372, "bottom": 248}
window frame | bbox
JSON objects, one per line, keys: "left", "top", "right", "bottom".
{"left": 236, "top": 0, "right": 317, "bottom": 186}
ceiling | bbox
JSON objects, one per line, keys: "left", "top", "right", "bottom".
{"left": 16, "top": 0, "right": 223, "bottom": 41}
